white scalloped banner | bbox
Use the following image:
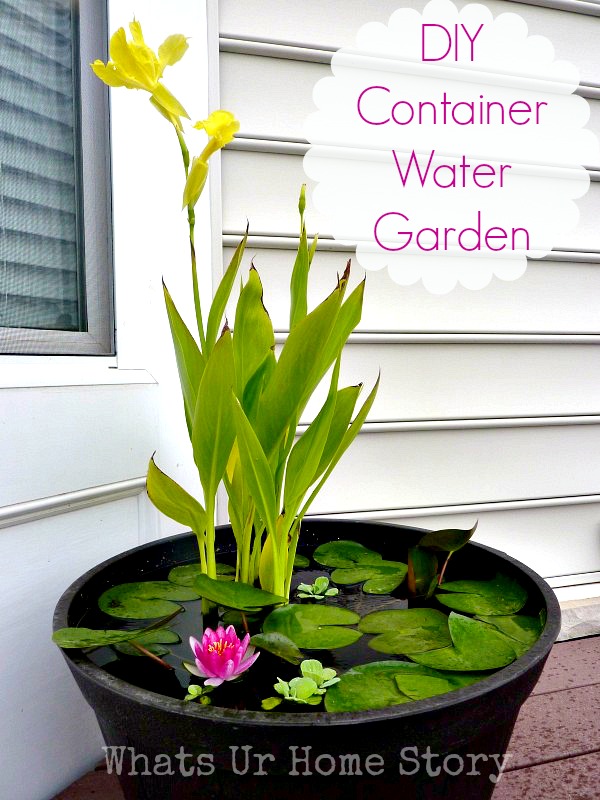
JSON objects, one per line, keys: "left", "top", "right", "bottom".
{"left": 303, "top": 0, "right": 599, "bottom": 294}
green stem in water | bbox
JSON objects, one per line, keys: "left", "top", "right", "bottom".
{"left": 204, "top": 495, "right": 217, "bottom": 580}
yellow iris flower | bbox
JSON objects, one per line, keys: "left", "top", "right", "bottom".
{"left": 182, "top": 111, "right": 240, "bottom": 208}
{"left": 91, "top": 20, "right": 189, "bottom": 129}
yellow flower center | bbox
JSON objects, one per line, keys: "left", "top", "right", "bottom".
{"left": 207, "top": 640, "right": 235, "bottom": 657}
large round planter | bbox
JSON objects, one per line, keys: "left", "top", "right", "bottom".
{"left": 54, "top": 519, "right": 560, "bottom": 800}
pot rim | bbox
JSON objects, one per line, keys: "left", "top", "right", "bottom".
{"left": 53, "top": 519, "right": 561, "bottom": 728}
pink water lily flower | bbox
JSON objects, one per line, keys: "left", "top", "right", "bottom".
{"left": 189, "top": 625, "right": 259, "bottom": 687}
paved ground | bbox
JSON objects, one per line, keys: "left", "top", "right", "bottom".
{"left": 53, "top": 636, "right": 599, "bottom": 800}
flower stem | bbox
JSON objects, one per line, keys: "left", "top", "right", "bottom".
{"left": 130, "top": 642, "right": 174, "bottom": 670}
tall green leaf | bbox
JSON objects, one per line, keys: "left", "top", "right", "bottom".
{"left": 290, "top": 222, "right": 310, "bottom": 330}
{"left": 256, "top": 277, "right": 346, "bottom": 457}
{"left": 313, "top": 384, "right": 361, "bottom": 480}
{"left": 205, "top": 228, "right": 248, "bottom": 355}
{"left": 300, "top": 375, "right": 379, "bottom": 517}
{"left": 233, "top": 267, "right": 275, "bottom": 396}
{"left": 146, "top": 456, "right": 206, "bottom": 534}
{"left": 163, "top": 281, "right": 205, "bottom": 436}
{"left": 283, "top": 359, "right": 340, "bottom": 513}
{"left": 232, "top": 396, "right": 277, "bottom": 536}
{"left": 192, "top": 329, "right": 236, "bottom": 500}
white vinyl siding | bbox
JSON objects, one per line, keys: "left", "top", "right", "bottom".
{"left": 213, "top": 0, "right": 600, "bottom": 594}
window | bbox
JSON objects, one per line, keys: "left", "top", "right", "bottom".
{"left": 0, "top": 0, "right": 113, "bottom": 354}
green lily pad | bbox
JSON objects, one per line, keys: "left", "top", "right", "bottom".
{"left": 418, "top": 522, "right": 478, "bottom": 553}
{"left": 324, "top": 661, "right": 413, "bottom": 712}
{"left": 263, "top": 604, "right": 362, "bottom": 649}
{"left": 193, "top": 574, "right": 285, "bottom": 611}
{"left": 436, "top": 573, "right": 528, "bottom": 616}
{"left": 313, "top": 540, "right": 383, "bottom": 568}
{"left": 98, "top": 581, "right": 201, "bottom": 619}
{"left": 168, "top": 563, "right": 235, "bottom": 587}
{"left": 114, "top": 629, "right": 181, "bottom": 657}
{"left": 293, "top": 554, "right": 310, "bottom": 569}
{"left": 358, "top": 608, "right": 451, "bottom": 654}
{"left": 475, "top": 614, "right": 543, "bottom": 657}
{"left": 53, "top": 627, "right": 153, "bottom": 649}
{"left": 394, "top": 665, "right": 488, "bottom": 701}
{"left": 409, "top": 612, "right": 518, "bottom": 671}
{"left": 331, "top": 561, "right": 408, "bottom": 595}
{"left": 250, "top": 632, "right": 304, "bottom": 664}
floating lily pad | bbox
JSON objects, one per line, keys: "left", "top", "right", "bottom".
{"left": 313, "top": 540, "right": 383, "bottom": 568}
{"left": 358, "top": 608, "right": 451, "bottom": 654}
{"left": 324, "top": 661, "right": 413, "bottom": 712}
{"left": 293, "top": 554, "right": 310, "bottom": 569}
{"left": 475, "top": 614, "right": 543, "bottom": 657}
{"left": 193, "top": 574, "right": 285, "bottom": 611}
{"left": 436, "top": 573, "right": 528, "bottom": 616}
{"left": 250, "top": 632, "right": 303, "bottom": 664}
{"left": 114, "top": 629, "right": 180, "bottom": 657}
{"left": 394, "top": 665, "right": 488, "bottom": 701}
{"left": 263, "top": 604, "right": 362, "bottom": 649}
{"left": 168, "top": 563, "right": 235, "bottom": 587}
{"left": 331, "top": 561, "right": 408, "bottom": 595}
{"left": 409, "top": 612, "right": 518, "bottom": 671}
{"left": 98, "top": 581, "right": 201, "bottom": 619}
{"left": 53, "top": 627, "right": 154, "bottom": 649}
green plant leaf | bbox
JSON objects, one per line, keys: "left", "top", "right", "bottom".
{"left": 52, "top": 627, "right": 153, "bottom": 649}
{"left": 163, "top": 281, "right": 205, "bottom": 435}
{"left": 313, "top": 539, "right": 383, "bottom": 568}
{"left": 313, "top": 385, "right": 361, "bottom": 480}
{"left": 409, "top": 612, "right": 518, "bottom": 671}
{"left": 359, "top": 608, "right": 452, "bottom": 654}
{"left": 250, "top": 632, "right": 304, "bottom": 664}
{"left": 293, "top": 554, "right": 310, "bottom": 568}
{"left": 300, "top": 376, "right": 380, "bottom": 517}
{"left": 283, "top": 358, "right": 340, "bottom": 513}
{"left": 114, "top": 629, "right": 180, "bottom": 656}
{"left": 475, "top": 614, "right": 543, "bottom": 657}
{"left": 419, "top": 522, "right": 478, "bottom": 553}
{"left": 394, "top": 666, "right": 488, "bottom": 701}
{"left": 290, "top": 220, "right": 310, "bottom": 329}
{"left": 436, "top": 573, "right": 528, "bottom": 616}
{"left": 263, "top": 603, "right": 362, "bottom": 649}
{"left": 407, "top": 546, "right": 438, "bottom": 597}
{"left": 255, "top": 276, "right": 346, "bottom": 457}
{"left": 241, "top": 350, "right": 276, "bottom": 423}
{"left": 205, "top": 229, "right": 248, "bottom": 355}
{"left": 232, "top": 397, "right": 277, "bottom": 536}
{"left": 146, "top": 457, "right": 206, "bottom": 534}
{"left": 331, "top": 561, "right": 408, "bottom": 595}
{"left": 325, "top": 661, "right": 413, "bottom": 712}
{"left": 98, "top": 582, "right": 200, "bottom": 619}
{"left": 168, "top": 563, "right": 235, "bottom": 587}
{"left": 233, "top": 267, "right": 275, "bottom": 397}
{"left": 192, "top": 328, "right": 236, "bottom": 500}
{"left": 193, "top": 573, "right": 285, "bottom": 611}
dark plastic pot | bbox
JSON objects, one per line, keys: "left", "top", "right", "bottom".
{"left": 54, "top": 519, "right": 560, "bottom": 800}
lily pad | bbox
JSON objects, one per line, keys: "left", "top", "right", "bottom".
{"left": 193, "top": 574, "right": 285, "bottom": 611}
{"left": 313, "top": 540, "right": 383, "bottom": 569}
{"left": 168, "top": 563, "right": 235, "bottom": 587}
{"left": 98, "top": 581, "right": 201, "bottom": 619}
{"left": 475, "top": 614, "right": 543, "bottom": 657}
{"left": 358, "top": 608, "right": 451, "bottom": 654}
{"left": 250, "top": 632, "right": 304, "bottom": 664}
{"left": 263, "top": 604, "right": 362, "bottom": 649}
{"left": 418, "top": 522, "right": 478, "bottom": 553}
{"left": 436, "top": 573, "right": 528, "bottom": 616}
{"left": 324, "top": 661, "right": 413, "bottom": 712}
{"left": 394, "top": 665, "right": 488, "bottom": 701}
{"left": 114, "top": 629, "right": 181, "bottom": 657}
{"left": 409, "top": 612, "right": 518, "bottom": 671}
{"left": 293, "top": 554, "right": 310, "bottom": 569}
{"left": 331, "top": 561, "right": 408, "bottom": 595}
{"left": 52, "top": 627, "right": 154, "bottom": 649}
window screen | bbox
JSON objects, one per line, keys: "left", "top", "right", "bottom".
{"left": 0, "top": 0, "right": 113, "bottom": 354}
